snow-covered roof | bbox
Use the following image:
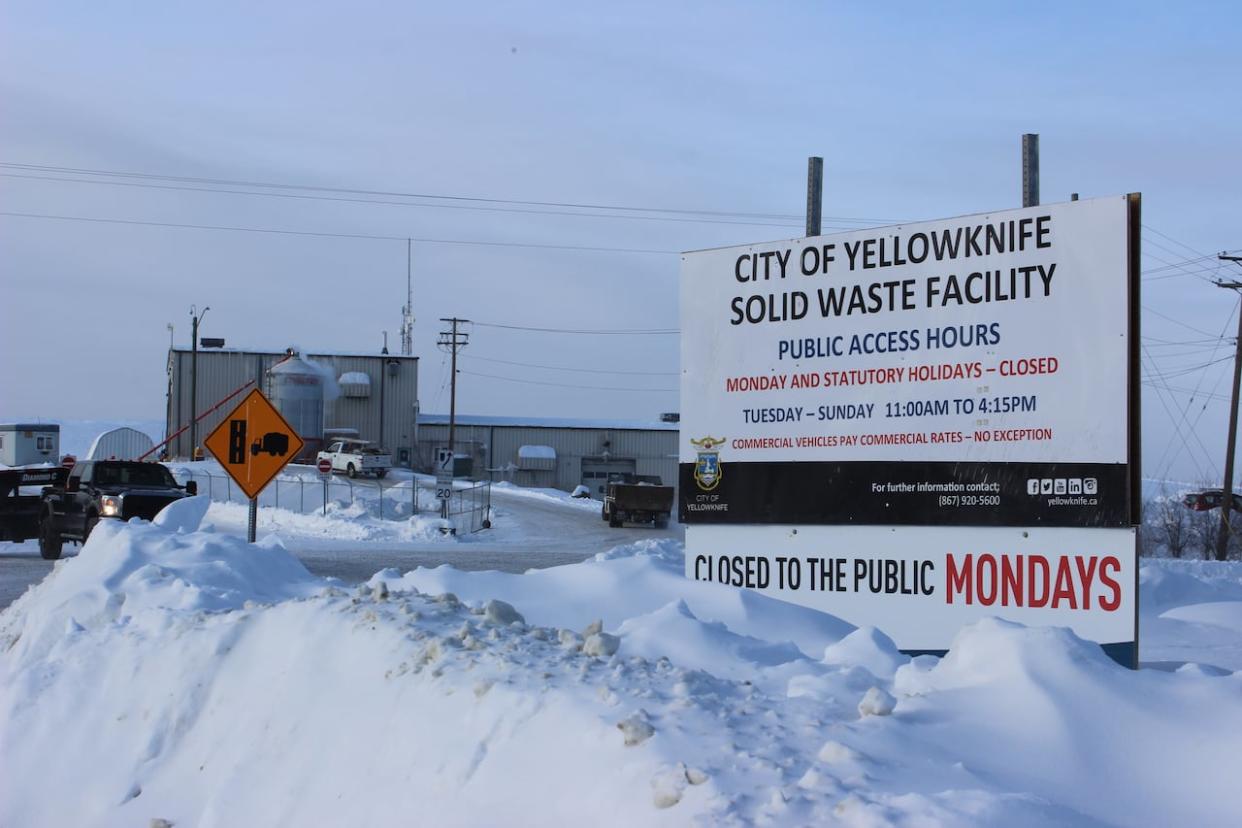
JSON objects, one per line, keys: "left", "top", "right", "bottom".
{"left": 517, "top": 445, "right": 556, "bottom": 460}
{"left": 339, "top": 371, "right": 371, "bottom": 385}
{"left": 419, "top": 413, "right": 679, "bottom": 432}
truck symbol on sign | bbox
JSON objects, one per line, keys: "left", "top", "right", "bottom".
{"left": 251, "top": 432, "right": 290, "bottom": 457}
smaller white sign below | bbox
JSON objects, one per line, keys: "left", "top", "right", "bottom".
{"left": 435, "top": 448, "right": 454, "bottom": 505}
{"left": 685, "top": 524, "right": 1137, "bottom": 661}
{"left": 436, "top": 447, "right": 453, "bottom": 476}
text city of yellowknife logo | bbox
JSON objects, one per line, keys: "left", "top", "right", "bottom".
{"left": 691, "top": 436, "right": 725, "bottom": 491}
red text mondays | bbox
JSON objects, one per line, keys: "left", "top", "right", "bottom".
{"left": 945, "top": 553, "right": 1122, "bottom": 611}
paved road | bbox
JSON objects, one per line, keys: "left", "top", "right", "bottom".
{"left": 0, "top": 488, "right": 682, "bottom": 611}
{"left": 0, "top": 543, "right": 59, "bottom": 609}
{"left": 287, "top": 489, "right": 682, "bottom": 583}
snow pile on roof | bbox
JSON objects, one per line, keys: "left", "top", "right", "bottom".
{"left": 338, "top": 371, "right": 371, "bottom": 385}
{"left": 4, "top": 522, "right": 1242, "bottom": 825}
{"left": 517, "top": 444, "right": 556, "bottom": 460}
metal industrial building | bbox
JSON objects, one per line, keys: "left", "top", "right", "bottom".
{"left": 166, "top": 347, "right": 419, "bottom": 465}
{"left": 416, "top": 414, "right": 679, "bottom": 496}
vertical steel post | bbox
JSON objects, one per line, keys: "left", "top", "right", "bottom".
{"left": 190, "top": 313, "right": 198, "bottom": 458}
{"left": 806, "top": 156, "right": 823, "bottom": 237}
{"left": 1022, "top": 134, "right": 1040, "bottom": 208}
{"left": 247, "top": 497, "right": 257, "bottom": 543}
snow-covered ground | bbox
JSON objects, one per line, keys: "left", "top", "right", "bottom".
{"left": 3, "top": 421, "right": 1241, "bottom": 824}
{"left": 3, "top": 497, "right": 1242, "bottom": 826}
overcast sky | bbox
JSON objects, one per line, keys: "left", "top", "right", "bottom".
{"left": 1, "top": 1, "right": 1239, "bottom": 484}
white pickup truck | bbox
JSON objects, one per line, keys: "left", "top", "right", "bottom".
{"left": 317, "top": 439, "right": 392, "bottom": 479}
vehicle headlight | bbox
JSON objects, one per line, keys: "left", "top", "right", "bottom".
{"left": 101, "top": 495, "right": 122, "bottom": 517}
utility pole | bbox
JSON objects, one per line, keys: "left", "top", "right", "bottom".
{"left": 1216, "top": 253, "right": 1242, "bottom": 561}
{"left": 1022, "top": 134, "right": 1039, "bottom": 208}
{"left": 806, "top": 156, "right": 823, "bottom": 237}
{"left": 189, "top": 305, "right": 209, "bottom": 460}
{"left": 437, "top": 318, "right": 470, "bottom": 457}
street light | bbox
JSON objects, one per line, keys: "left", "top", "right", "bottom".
{"left": 190, "top": 305, "right": 210, "bottom": 460}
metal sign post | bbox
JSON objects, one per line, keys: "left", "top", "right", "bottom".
{"left": 248, "top": 497, "right": 257, "bottom": 543}
{"left": 317, "top": 457, "right": 332, "bottom": 516}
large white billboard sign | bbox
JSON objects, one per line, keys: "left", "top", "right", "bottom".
{"left": 679, "top": 196, "right": 1140, "bottom": 662}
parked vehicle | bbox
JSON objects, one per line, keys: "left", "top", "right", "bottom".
{"left": 0, "top": 461, "right": 196, "bottom": 560}
{"left": 601, "top": 474, "right": 674, "bottom": 529}
{"left": 0, "top": 467, "right": 67, "bottom": 547}
{"left": 317, "top": 439, "right": 391, "bottom": 479}
{"left": 1182, "top": 490, "right": 1242, "bottom": 512}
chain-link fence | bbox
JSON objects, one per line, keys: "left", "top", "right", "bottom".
{"left": 175, "top": 467, "right": 492, "bottom": 533}
{"left": 443, "top": 481, "right": 492, "bottom": 534}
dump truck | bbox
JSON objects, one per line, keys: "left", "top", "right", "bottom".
{"left": 601, "top": 474, "right": 674, "bottom": 529}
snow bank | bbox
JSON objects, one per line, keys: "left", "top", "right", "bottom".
{"left": 886, "top": 618, "right": 1242, "bottom": 827}
{"left": 4, "top": 523, "right": 1242, "bottom": 826}
{"left": 1140, "top": 558, "right": 1242, "bottom": 672}
{"left": 373, "top": 538, "right": 854, "bottom": 662}
{"left": 206, "top": 500, "right": 453, "bottom": 543}
{"left": 492, "top": 481, "right": 602, "bottom": 512}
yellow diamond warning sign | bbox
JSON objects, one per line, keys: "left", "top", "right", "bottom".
{"left": 204, "top": 389, "right": 305, "bottom": 500}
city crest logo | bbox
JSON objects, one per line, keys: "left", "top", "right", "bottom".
{"left": 690, "top": 436, "right": 725, "bottom": 491}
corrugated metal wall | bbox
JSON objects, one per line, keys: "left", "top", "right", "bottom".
{"left": 416, "top": 422, "right": 679, "bottom": 496}
{"left": 167, "top": 349, "right": 419, "bottom": 465}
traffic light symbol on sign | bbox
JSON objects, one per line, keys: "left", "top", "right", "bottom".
{"left": 228, "top": 420, "right": 247, "bottom": 465}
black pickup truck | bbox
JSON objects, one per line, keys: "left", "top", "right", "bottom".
{"left": 0, "top": 460, "right": 197, "bottom": 560}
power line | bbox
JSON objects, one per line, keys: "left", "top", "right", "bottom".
{"left": 0, "top": 210, "right": 678, "bottom": 254}
{"left": 1142, "top": 346, "right": 1218, "bottom": 483}
{"left": 1152, "top": 353, "right": 1235, "bottom": 380}
{"left": 459, "top": 369, "right": 676, "bottom": 393}
{"left": 1143, "top": 224, "right": 1212, "bottom": 259}
{"left": 1143, "top": 336, "right": 1230, "bottom": 346}
{"left": 1142, "top": 253, "right": 1219, "bottom": 274}
{"left": 470, "top": 320, "right": 678, "bottom": 335}
{"left": 0, "top": 171, "right": 823, "bottom": 230}
{"left": 1142, "top": 379, "right": 1231, "bottom": 403}
{"left": 1143, "top": 305, "right": 1225, "bottom": 339}
{"left": 2, "top": 160, "right": 904, "bottom": 224}
{"left": 463, "top": 354, "right": 678, "bottom": 377}
{"left": 1142, "top": 246, "right": 1222, "bottom": 284}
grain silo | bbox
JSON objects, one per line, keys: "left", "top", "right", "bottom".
{"left": 267, "top": 353, "right": 324, "bottom": 461}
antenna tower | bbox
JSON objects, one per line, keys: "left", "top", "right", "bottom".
{"left": 400, "top": 238, "right": 415, "bottom": 356}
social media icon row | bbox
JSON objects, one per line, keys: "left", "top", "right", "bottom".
{"left": 1027, "top": 478, "right": 1097, "bottom": 496}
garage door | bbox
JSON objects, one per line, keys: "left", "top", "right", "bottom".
{"left": 580, "top": 457, "right": 636, "bottom": 496}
